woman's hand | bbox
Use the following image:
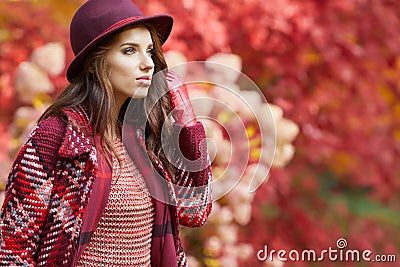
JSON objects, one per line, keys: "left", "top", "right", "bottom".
{"left": 166, "top": 70, "right": 197, "bottom": 126}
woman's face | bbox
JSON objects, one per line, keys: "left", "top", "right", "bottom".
{"left": 106, "top": 26, "right": 155, "bottom": 106}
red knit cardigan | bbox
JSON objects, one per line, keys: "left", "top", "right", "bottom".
{"left": 0, "top": 107, "right": 212, "bottom": 266}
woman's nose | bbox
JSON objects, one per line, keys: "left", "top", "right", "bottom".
{"left": 140, "top": 53, "right": 154, "bottom": 71}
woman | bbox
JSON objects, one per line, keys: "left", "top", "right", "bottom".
{"left": 0, "top": 0, "right": 212, "bottom": 266}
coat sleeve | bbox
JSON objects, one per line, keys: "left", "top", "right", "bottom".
{"left": 0, "top": 117, "right": 66, "bottom": 266}
{"left": 172, "top": 121, "right": 212, "bottom": 227}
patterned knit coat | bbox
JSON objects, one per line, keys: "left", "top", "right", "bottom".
{"left": 0, "top": 107, "right": 212, "bottom": 266}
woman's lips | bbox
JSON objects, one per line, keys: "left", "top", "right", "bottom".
{"left": 136, "top": 75, "right": 152, "bottom": 86}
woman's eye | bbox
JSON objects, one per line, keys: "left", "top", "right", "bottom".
{"left": 123, "top": 48, "right": 135, "bottom": 55}
{"left": 147, "top": 48, "right": 155, "bottom": 56}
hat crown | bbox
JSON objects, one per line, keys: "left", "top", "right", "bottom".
{"left": 70, "top": 0, "right": 144, "bottom": 55}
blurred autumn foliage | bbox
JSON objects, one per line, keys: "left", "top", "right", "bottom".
{"left": 0, "top": 0, "right": 399, "bottom": 266}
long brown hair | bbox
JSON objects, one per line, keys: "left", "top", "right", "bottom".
{"left": 39, "top": 23, "right": 177, "bottom": 180}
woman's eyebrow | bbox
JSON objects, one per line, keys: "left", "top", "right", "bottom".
{"left": 120, "top": 42, "right": 154, "bottom": 48}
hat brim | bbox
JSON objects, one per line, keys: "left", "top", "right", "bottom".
{"left": 66, "top": 14, "right": 173, "bottom": 82}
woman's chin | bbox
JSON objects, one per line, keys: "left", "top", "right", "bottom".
{"left": 132, "top": 87, "right": 149, "bottom": 99}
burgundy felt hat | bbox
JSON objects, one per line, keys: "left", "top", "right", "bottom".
{"left": 66, "top": 0, "right": 173, "bottom": 82}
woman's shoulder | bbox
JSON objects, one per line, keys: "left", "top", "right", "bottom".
{"left": 35, "top": 116, "right": 68, "bottom": 137}
{"left": 29, "top": 116, "right": 68, "bottom": 147}
{"left": 33, "top": 112, "right": 94, "bottom": 158}
{"left": 37, "top": 115, "right": 67, "bottom": 127}
{"left": 34, "top": 106, "right": 91, "bottom": 139}
{"left": 12, "top": 116, "right": 68, "bottom": 165}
